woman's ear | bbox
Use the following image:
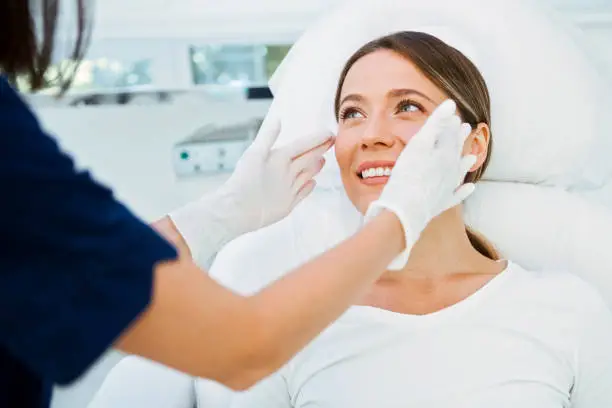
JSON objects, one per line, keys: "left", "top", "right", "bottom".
{"left": 463, "top": 123, "right": 490, "bottom": 172}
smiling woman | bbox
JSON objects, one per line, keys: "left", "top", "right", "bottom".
{"left": 334, "top": 31, "right": 497, "bottom": 259}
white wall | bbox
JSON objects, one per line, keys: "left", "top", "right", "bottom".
{"left": 581, "top": 25, "right": 612, "bottom": 70}
{"left": 93, "top": 0, "right": 612, "bottom": 40}
{"left": 94, "top": 0, "right": 342, "bottom": 40}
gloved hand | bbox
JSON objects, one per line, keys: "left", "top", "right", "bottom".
{"left": 170, "top": 111, "right": 334, "bottom": 267}
{"left": 365, "top": 99, "right": 477, "bottom": 270}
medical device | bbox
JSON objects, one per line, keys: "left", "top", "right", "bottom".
{"left": 172, "top": 119, "right": 262, "bottom": 177}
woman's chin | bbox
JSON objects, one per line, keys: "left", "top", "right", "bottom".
{"left": 355, "top": 192, "right": 384, "bottom": 215}
{"left": 341, "top": 178, "right": 385, "bottom": 214}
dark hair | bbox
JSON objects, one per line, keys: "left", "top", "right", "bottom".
{"left": 335, "top": 31, "right": 499, "bottom": 260}
{"left": 0, "top": 0, "right": 92, "bottom": 93}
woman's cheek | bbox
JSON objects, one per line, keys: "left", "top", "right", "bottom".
{"left": 391, "top": 120, "right": 425, "bottom": 144}
{"left": 334, "top": 130, "right": 355, "bottom": 172}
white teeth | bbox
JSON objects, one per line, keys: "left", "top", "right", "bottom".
{"left": 361, "top": 167, "right": 393, "bottom": 179}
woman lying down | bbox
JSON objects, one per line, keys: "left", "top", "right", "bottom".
{"left": 218, "top": 32, "right": 612, "bottom": 408}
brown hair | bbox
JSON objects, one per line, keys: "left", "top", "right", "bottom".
{"left": 0, "top": 0, "right": 92, "bottom": 93}
{"left": 335, "top": 31, "right": 499, "bottom": 260}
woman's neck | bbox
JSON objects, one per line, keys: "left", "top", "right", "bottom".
{"left": 360, "top": 207, "right": 505, "bottom": 314}
{"left": 378, "top": 207, "right": 499, "bottom": 284}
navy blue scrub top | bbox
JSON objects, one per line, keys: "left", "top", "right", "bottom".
{"left": 0, "top": 77, "right": 178, "bottom": 407}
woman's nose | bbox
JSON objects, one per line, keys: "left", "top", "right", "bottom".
{"left": 360, "top": 117, "right": 396, "bottom": 149}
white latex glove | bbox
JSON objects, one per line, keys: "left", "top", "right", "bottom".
{"left": 365, "top": 99, "right": 477, "bottom": 270}
{"left": 170, "top": 112, "right": 334, "bottom": 267}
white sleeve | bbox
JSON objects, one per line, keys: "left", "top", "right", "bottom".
{"left": 233, "top": 373, "right": 292, "bottom": 408}
{"left": 570, "top": 294, "right": 612, "bottom": 407}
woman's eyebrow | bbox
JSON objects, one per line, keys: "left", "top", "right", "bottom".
{"left": 339, "top": 93, "right": 365, "bottom": 107}
{"left": 387, "top": 88, "right": 434, "bottom": 103}
{"left": 339, "top": 88, "right": 434, "bottom": 108}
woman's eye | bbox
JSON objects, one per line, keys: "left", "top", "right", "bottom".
{"left": 397, "top": 101, "right": 422, "bottom": 114}
{"left": 340, "top": 108, "right": 364, "bottom": 120}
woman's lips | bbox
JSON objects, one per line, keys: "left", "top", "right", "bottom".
{"left": 356, "top": 160, "right": 396, "bottom": 175}
{"left": 359, "top": 175, "right": 389, "bottom": 186}
{"left": 356, "top": 160, "right": 395, "bottom": 186}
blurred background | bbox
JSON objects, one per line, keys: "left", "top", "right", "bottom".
{"left": 25, "top": 0, "right": 612, "bottom": 224}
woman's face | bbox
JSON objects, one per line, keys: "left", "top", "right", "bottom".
{"left": 335, "top": 49, "right": 484, "bottom": 213}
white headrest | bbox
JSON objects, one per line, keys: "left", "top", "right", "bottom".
{"left": 269, "top": 0, "right": 612, "bottom": 190}
{"left": 464, "top": 182, "right": 612, "bottom": 306}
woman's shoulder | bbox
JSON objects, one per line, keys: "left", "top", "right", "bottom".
{"left": 481, "top": 261, "right": 612, "bottom": 361}
{"left": 504, "top": 260, "right": 610, "bottom": 315}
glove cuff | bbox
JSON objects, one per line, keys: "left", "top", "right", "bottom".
{"left": 365, "top": 200, "right": 423, "bottom": 271}
{"left": 169, "top": 191, "right": 241, "bottom": 268}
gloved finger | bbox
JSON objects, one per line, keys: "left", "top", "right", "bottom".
{"left": 280, "top": 131, "right": 335, "bottom": 160}
{"left": 457, "top": 154, "right": 478, "bottom": 186}
{"left": 460, "top": 154, "right": 478, "bottom": 175}
{"left": 292, "top": 180, "right": 317, "bottom": 208}
{"left": 292, "top": 157, "right": 326, "bottom": 192}
{"left": 458, "top": 123, "right": 473, "bottom": 153}
{"left": 289, "top": 139, "right": 333, "bottom": 177}
{"left": 410, "top": 99, "right": 457, "bottom": 151}
{"left": 250, "top": 112, "right": 282, "bottom": 153}
{"left": 460, "top": 123, "right": 473, "bottom": 145}
{"left": 436, "top": 114, "right": 462, "bottom": 150}
{"left": 453, "top": 183, "right": 477, "bottom": 205}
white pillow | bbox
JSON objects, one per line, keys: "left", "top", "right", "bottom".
{"left": 269, "top": 0, "right": 612, "bottom": 190}
{"left": 464, "top": 181, "right": 612, "bottom": 307}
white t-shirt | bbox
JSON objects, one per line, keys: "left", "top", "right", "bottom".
{"left": 209, "top": 261, "right": 612, "bottom": 408}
